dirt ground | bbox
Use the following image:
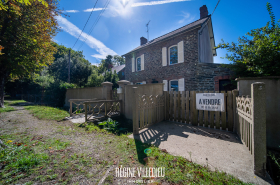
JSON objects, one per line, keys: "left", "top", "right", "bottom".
{"left": 0, "top": 104, "right": 137, "bottom": 185}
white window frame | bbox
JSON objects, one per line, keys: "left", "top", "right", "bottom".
{"left": 168, "top": 45, "right": 178, "bottom": 65}
{"left": 169, "top": 79, "right": 179, "bottom": 91}
{"left": 136, "top": 57, "right": 141, "bottom": 71}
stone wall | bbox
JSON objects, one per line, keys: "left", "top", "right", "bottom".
{"left": 124, "top": 27, "right": 232, "bottom": 91}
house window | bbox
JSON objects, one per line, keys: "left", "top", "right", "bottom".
{"left": 169, "top": 45, "right": 178, "bottom": 65}
{"left": 169, "top": 80, "right": 178, "bottom": 91}
{"left": 136, "top": 57, "right": 141, "bottom": 71}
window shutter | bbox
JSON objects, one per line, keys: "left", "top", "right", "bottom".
{"left": 178, "top": 78, "right": 185, "bottom": 91}
{"left": 162, "top": 47, "right": 167, "bottom": 66}
{"left": 141, "top": 54, "right": 144, "bottom": 70}
{"left": 163, "top": 80, "right": 168, "bottom": 91}
{"left": 142, "top": 81, "right": 146, "bottom": 84}
{"left": 132, "top": 57, "right": 135, "bottom": 72}
{"left": 178, "top": 41, "right": 184, "bottom": 63}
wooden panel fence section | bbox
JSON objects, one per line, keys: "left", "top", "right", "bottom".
{"left": 165, "top": 91, "right": 234, "bottom": 132}
{"left": 133, "top": 94, "right": 165, "bottom": 134}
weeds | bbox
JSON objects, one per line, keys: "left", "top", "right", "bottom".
{"left": 0, "top": 142, "right": 48, "bottom": 184}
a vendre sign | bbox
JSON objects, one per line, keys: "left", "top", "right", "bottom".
{"left": 196, "top": 93, "right": 225, "bottom": 112}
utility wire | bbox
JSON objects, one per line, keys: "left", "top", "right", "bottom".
{"left": 212, "top": 0, "right": 220, "bottom": 16}
{"left": 72, "top": 0, "right": 99, "bottom": 49}
{"left": 77, "top": 0, "right": 111, "bottom": 51}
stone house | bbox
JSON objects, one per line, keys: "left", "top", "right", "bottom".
{"left": 123, "top": 5, "right": 233, "bottom": 91}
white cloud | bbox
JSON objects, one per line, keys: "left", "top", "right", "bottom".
{"left": 64, "top": 10, "right": 79, "bottom": 13}
{"left": 82, "top": 0, "right": 191, "bottom": 17}
{"left": 83, "top": 8, "right": 105, "bottom": 12}
{"left": 55, "top": 16, "right": 117, "bottom": 59}
{"left": 178, "top": 11, "right": 195, "bottom": 24}
{"left": 131, "top": 0, "right": 191, "bottom": 7}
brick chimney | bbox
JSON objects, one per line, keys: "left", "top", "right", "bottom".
{"left": 199, "top": 5, "right": 208, "bottom": 19}
{"left": 140, "top": 37, "right": 148, "bottom": 45}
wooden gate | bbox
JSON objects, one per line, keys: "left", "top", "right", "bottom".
{"left": 133, "top": 94, "right": 165, "bottom": 134}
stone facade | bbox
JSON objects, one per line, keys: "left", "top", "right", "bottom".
{"left": 124, "top": 27, "right": 232, "bottom": 91}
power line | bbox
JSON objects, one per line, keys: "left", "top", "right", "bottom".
{"left": 212, "top": 0, "right": 220, "bottom": 16}
{"left": 77, "top": 0, "right": 111, "bottom": 51}
{"left": 71, "top": 0, "right": 99, "bottom": 49}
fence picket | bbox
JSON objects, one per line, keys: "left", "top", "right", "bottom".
{"left": 181, "top": 91, "right": 186, "bottom": 123}
{"left": 215, "top": 91, "right": 220, "bottom": 129}
{"left": 170, "top": 90, "right": 174, "bottom": 121}
{"left": 203, "top": 91, "right": 209, "bottom": 127}
{"left": 221, "top": 91, "right": 227, "bottom": 130}
{"left": 227, "top": 91, "right": 233, "bottom": 131}
{"left": 186, "top": 91, "right": 190, "bottom": 124}
{"left": 178, "top": 92, "right": 181, "bottom": 122}
{"left": 198, "top": 91, "right": 203, "bottom": 126}
{"left": 191, "top": 91, "right": 198, "bottom": 126}
{"left": 209, "top": 91, "right": 214, "bottom": 128}
{"left": 174, "top": 91, "right": 177, "bottom": 121}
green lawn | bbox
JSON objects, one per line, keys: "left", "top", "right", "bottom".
{"left": 0, "top": 102, "right": 16, "bottom": 113}
{"left": 24, "top": 106, "right": 69, "bottom": 121}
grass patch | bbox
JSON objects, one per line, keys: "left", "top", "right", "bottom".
{"left": 0, "top": 133, "right": 72, "bottom": 184}
{"left": 0, "top": 102, "right": 16, "bottom": 113}
{"left": 24, "top": 105, "right": 69, "bottom": 121}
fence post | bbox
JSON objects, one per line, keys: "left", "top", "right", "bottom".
{"left": 101, "top": 81, "right": 113, "bottom": 100}
{"left": 70, "top": 100, "right": 73, "bottom": 116}
{"left": 117, "top": 80, "right": 130, "bottom": 116}
{"left": 84, "top": 102, "right": 88, "bottom": 122}
{"left": 251, "top": 82, "right": 266, "bottom": 177}
{"left": 232, "top": 90, "right": 239, "bottom": 133}
{"left": 133, "top": 87, "right": 139, "bottom": 135}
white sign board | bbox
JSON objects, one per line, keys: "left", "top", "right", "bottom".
{"left": 196, "top": 93, "right": 225, "bottom": 112}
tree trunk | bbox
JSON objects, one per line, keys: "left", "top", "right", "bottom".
{"left": 0, "top": 76, "right": 5, "bottom": 108}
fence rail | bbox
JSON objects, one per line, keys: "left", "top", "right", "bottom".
{"left": 69, "top": 99, "right": 101, "bottom": 116}
{"left": 84, "top": 100, "right": 122, "bottom": 122}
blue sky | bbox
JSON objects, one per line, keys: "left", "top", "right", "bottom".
{"left": 54, "top": 0, "right": 280, "bottom": 65}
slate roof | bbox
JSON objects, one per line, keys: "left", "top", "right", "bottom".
{"left": 123, "top": 16, "right": 210, "bottom": 56}
{"left": 111, "top": 64, "right": 125, "bottom": 74}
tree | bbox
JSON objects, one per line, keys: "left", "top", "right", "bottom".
{"left": 0, "top": 0, "right": 60, "bottom": 107}
{"left": 216, "top": 2, "right": 280, "bottom": 77}
{"left": 112, "top": 55, "right": 125, "bottom": 66}
{"left": 48, "top": 54, "right": 92, "bottom": 87}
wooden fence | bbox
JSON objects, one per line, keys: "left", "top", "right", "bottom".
{"left": 164, "top": 90, "right": 234, "bottom": 132}
{"left": 84, "top": 100, "right": 122, "bottom": 122}
{"left": 133, "top": 94, "right": 165, "bottom": 134}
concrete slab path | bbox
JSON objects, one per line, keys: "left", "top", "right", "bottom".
{"left": 128, "top": 121, "right": 274, "bottom": 185}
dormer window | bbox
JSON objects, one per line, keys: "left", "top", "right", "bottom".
{"left": 136, "top": 57, "right": 141, "bottom": 71}
{"left": 169, "top": 45, "right": 178, "bottom": 65}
